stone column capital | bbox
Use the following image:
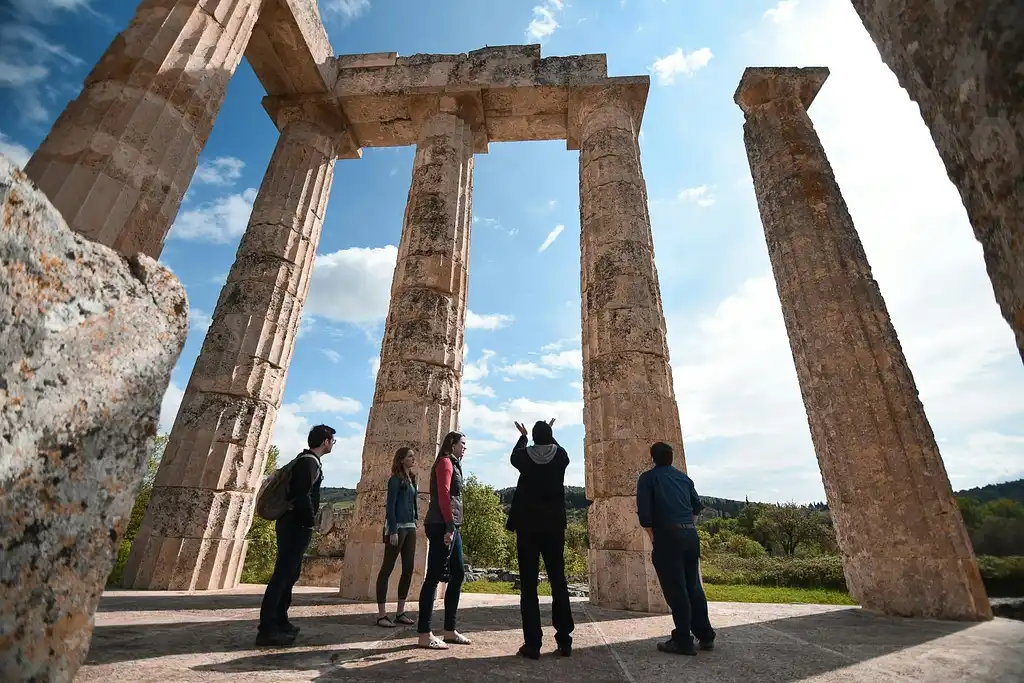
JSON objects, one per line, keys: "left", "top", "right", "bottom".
{"left": 408, "top": 95, "right": 489, "bottom": 153}
{"left": 262, "top": 95, "right": 362, "bottom": 159}
{"left": 733, "top": 66, "right": 829, "bottom": 116}
{"left": 567, "top": 76, "right": 649, "bottom": 150}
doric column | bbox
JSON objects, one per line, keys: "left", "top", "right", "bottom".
{"left": 122, "top": 106, "right": 341, "bottom": 590}
{"left": 848, "top": 1, "right": 1024, "bottom": 363}
{"left": 573, "top": 78, "right": 683, "bottom": 613}
{"left": 339, "top": 110, "right": 473, "bottom": 601}
{"left": 735, "top": 66, "right": 991, "bottom": 621}
{"left": 23, "top": 0, "right": 263, "bottom": 259}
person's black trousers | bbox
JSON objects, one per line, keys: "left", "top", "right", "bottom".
{"left": 517, "top": 526, "right": 575, "bottom": 650}
{"left": 651, "top": 526, "right": 714, "bottom": 644}
{"left": 259, "top": 515, "right": 312, "bottom": 633}
{"left": 417, "top": 523, "right": 465, "bottom": 634}
{"left": 375, "top": 527, "right": 417, "bottom": 603}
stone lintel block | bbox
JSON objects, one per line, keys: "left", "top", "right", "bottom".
{"left": 246, "top": 0, "right": 334, "bottom": 98}
{"left": 588, "top": 548, "right": 668, "bottom": 613}
{"left": 374, "top": 360, "right": 460, "bottom": 406}
{"left": 157, "top": 392, "right": 274, "bottom": 490}
{"left": 580, "top": 178, "right": 646, "bottom": 224}
{"left": 138, "top": 487, "right": 251, "bottom": 540}
{"left": 297, "top": 556, "right": 344, "bottom": 588}
{"left": 392, "top": 253, "right": 465, "bottom": 296}
{"left": 121, "top": 534, "right": 246, "bottom": 591}
{"left": 734, "top": 66, "right": 830, "bottom": 114}
{"left": 583, "top": 306, "right": 669, "bottom": 357}
{"left": 0, "top": 155, "right": 188, "bottom": 682}
{"left": 364, "top": 400, "right": 458, "bottom": 446}
{"left": 584, "top": 351, "right": 675, "bottom": 398}
{"left": 583, "top": 391, "right": 682, "bottom": 445}
{"left": 586, "top": 439, "right": 685, "bottom": 499}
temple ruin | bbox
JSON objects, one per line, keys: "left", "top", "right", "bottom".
{"left": 10, "top": 0, "right": 1016, "bottom": 637}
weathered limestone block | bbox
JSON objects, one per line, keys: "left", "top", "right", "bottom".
{"left": 849, "top": 1, "right": 1024, "bottom": 363}
{"left": 123, "top": 119, "right": 338, "bottom": 591}
{"left": 735, "top": 66, "right": 992, "bottom": 621}
{"left": 573, "top": 80, "right": 679, "bottom": 613}
{"left": 297, "top": 506, "right": 352, "bottom": 587}
{"left": 341, "top": 112, "right": 474, "bottom": 601}
{"left": 0, "top": 155, "right": 188, "bottom": 682}
{"left": 24, "top": 0, "right": 264, "bottom": 258}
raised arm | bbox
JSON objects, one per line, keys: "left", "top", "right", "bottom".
{"left": 510, "top": 434, "right": 529, "bottom": 469}
{"left": 436, "top": 457, "right": 455, "bottom": 533}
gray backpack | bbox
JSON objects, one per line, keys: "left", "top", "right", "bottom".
{"left": 255, "top": 452, "right": 321, "bottom": 521}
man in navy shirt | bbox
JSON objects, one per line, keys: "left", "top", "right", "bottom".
{"left": 636, "top": 442, "right": 715, "bottom": 655}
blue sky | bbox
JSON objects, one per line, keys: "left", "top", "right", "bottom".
{"left": 2, "top": 0, "right": 1022, "bottom": 502}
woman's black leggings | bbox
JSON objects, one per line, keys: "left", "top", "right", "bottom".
{"left": 375, "top": 527, "right": 417, "bottom": 604}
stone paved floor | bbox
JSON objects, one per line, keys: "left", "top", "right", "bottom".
{"left": 79, "top": 585, "right": 1024, "bottom": 682}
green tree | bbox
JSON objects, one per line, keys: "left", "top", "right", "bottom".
{"left": 753, "top": 503, "right": 829, "bottom": 556}
{"left": 564, "top": 520, "right": 589, "bottom": 579}
{"left": 240, "top": 445, "right": 281, "bottom": 583}
{"left": 460, "top": 475, "right": 510, "bottom": 567}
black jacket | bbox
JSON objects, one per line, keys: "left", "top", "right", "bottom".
{"left": 506, "top": 435, "right": 569, "bottom": 533}
{"left": 287, "top": 450, "right": 323, "bottom": 528}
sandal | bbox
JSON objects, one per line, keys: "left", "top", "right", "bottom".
{"left": 395, "top": 612, "right": 415, "bottom": 625}
{"left": 443, "top": 631, "right": 472, "bottom": 645}
{"left": 376, "top": 616, "right": 396, "bottom": 628}
{"left": 419, "top": 635, "right": 448, "bottom": 650}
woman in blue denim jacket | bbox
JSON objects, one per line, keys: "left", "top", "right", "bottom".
{"left": 375, "top": 447, "right": 419, "bottom": 627}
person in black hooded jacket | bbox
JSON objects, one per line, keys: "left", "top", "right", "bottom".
{"left": 507, "top": 419, "right": 575, "bottom": 660}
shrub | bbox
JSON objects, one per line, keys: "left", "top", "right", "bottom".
{"left": 701, "top": 553, "right": 847, "bottom": 590}
{"left": 977, "top": 555, "right": 1024, "bottom": 598}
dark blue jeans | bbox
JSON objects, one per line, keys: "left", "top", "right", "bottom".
{"left": 651, "top": 526, "right": 715, "bottom": 644}
{"left": 417, "top": 523, "right": 465, "bottom": 634}
{"left": 258, "top": 516, "right": 312, "bottom": 633}
{"left": 517, "top": 527, "right": 574, "bottom": 649}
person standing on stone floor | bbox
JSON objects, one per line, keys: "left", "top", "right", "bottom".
{"left": 255, "top": 424, "right": 335, "bottom": 647}
{"left": 416, "top": 431, "right": 472, "bottom": 650}
{"left": 374, "top": 446, "right": 419, "bottom": 628}
{"left": 507, "top": 419, "right": 575, "bottom": 660}
{"left": 636, "top": 442, "right": 716, "bottom": 656}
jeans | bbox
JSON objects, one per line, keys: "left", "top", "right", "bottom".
{"left": 651, "top": 526, "right": 715, "bottom": 644}
{"left": 417, "top": 523, "right": 465, "bottom": 634}
{"left": 258, "top": 515, "right": 312, "bottom": 633}
{"left": 517, "top": 527, "right": 575, "bottom": 649}
{"left": 375, "top": 527, "right": 417, "bottom": 604}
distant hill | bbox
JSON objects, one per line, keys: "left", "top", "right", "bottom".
{"left": 321, "top": 487, "right": 356, "bottom": 506}
{"left": 955, "top": 479, "right": 1024, "bottom": 504}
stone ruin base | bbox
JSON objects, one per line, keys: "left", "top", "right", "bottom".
{"left": 297, "top": 506, "right": 350, "bottom": 588}
{"left": 298, "top": 557, "right": 345, "bottom": 588}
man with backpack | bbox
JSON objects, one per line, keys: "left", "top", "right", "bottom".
{"left": 255, "top": 424, "right": 335, "bottom": 647}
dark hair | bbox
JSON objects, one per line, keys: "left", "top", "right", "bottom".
{"left": 308, "top": 424, "right": 336, "bottom": 449}
{"left": 438, "top": 431, "right": 465, "bottom": 458}
{"left": 650, "top": 442, "right": 673, "bottom": 467}
{"left": 532, "top": 420, "right": 554, "bottom": 445}
{"left": 392, "top": 447, "right": 417, "bottom": 487}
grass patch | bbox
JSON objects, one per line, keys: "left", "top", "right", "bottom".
{"left": 463, "top": 580, "right": 855, "bottom": 606}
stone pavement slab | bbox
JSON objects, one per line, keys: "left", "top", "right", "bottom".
{"left": 79, "top": 585, "right": 1024, "bottom": 682}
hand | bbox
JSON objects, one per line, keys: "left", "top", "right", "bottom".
{"left": 514, "top": 421, "right": 528, "bottom": 437}
{"left": 548, "top": 418, "right": 556, "bottom": 427}
{"left": 444, "top": 531, "right": 454, "bottom": 546}
{"left": 389, "top": 533, "right": 399, "bottom": 547}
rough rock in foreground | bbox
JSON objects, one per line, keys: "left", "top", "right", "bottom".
{"left": 0, "top": 154, "right": 189, "bottom": 682}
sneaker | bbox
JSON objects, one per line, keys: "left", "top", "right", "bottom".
{"left": 698, "top": 634, "right": 715, "bottom": 651}
{"left": 517, "top": 644, "right": 541, "bottom": 660}
{"left": 556, "top": 639, "right": 572, "bottom": 657}
{"left": 255, "top": 630, "right": 297, "bottom": 648}
{"left": 281, "top": 622, "right": 300, "bottom": 636}
{"left": 657, "top": 638, "right": 697, "bottom": 656}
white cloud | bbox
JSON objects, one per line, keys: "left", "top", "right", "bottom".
{"left": 320, "top": 349, "right": 342, "bottom": 364}
{"left": 500, "top": 361, "right": 557, "bottom": 379}
{"left": 650, "top": 47, "right": 713, "bottom": 86}
{"left": 538, "top": 224, "right": 565, "bottom": 252}
{"left": 188, "top": 308, "right": 212, "bottom": 335}
{"left": 525, "top": 0, "right": 565, "bottom": 42}
{"left": 678, "top": 185, "right": 716, "bottom": 207}
{"left": 463, "top": 347, "right": 496, "bottom": 382}
{"left": 764, "top": 0, "right": 798, "bottom": 24}
{"left": 322, "top": 0, "right": 371, "bottom": 20}
{"left": 169, "top": 188, "right": 257, "bottom": 242}
{"left": 273, "top": 402, "right": 365, "bottom": 483}
{"left": 473, "top": 215, "right": 517, "bottom": 237}
{"left": 295, "top": 390, "right": 362, "bottom": 415}
{"left": 462, "top": 382, "right": 496, "bottom": 398}
{"left": 0, "top": 20, "right": 83, "bottom": 122}
{"left": 305, "top": 245, "right": 398, "bottom": 325}
{"left": 461, "top": 396, "right": 583, "bottom": 453}
{"left": 368, "top": 354, "right": 381, "bottom": 380}
{"left": 465, "top": 310, "right": 515, "bottom": 331}
{"left": 193, "top": 156, "right": 245, "bottom": 186}
{"left": 158, "top": 381, "right": 185, "bottom": 434}
{"left": 540, "top": 349, "right": 582, "bottom": 371}
{"left": 0, "top": 131, "right": 31, "bottom": 168}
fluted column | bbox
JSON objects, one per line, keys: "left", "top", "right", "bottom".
{"left": 574, "top": 79, "right": 682, "bottom": 613}
{"left": 24, "top": 0, "right": 263, "bottom": 259}
{"left": 735, "top": 66, "right": 991, "bottom": 621}
{"left": 122, "top": 116, "right": 337, "bottom": 590}
{"left": 849, "top": 1, "right": 1024, "bottom": 364}
{"left": 340, "top": 111, "right": 473, "bottom": 601}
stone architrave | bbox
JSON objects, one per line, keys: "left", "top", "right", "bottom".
{"left": 23, "top": 0, "right": 264, "bottom": 259}
{"left": 734, "top": 66, "right": 992, "bottom": 621}
{"left": 0, "top": 155, "right": 188, "bottom": 682}
{"left": 340, "top": 110, "right": 474, "bottom": 602}
{"left": 848, "top": 1, "right": 1024, "bottom": 363}
{"left": 572, "top": 79, "right": 682, "bottom": 613}
{"left": 122, "top": 110, "right": 340, "bottom": 591}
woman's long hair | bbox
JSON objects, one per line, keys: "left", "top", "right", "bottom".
{"left": 437, "top": 431, "right": 464, "bottom": 459}
{"left": 391, "top": 447, "right": 416, "bottom": 487}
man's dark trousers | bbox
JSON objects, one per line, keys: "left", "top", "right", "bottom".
{"left": 517, "top": 527, "right": 574, "bottom": 650}
{"left": 259, "top": 515, "right": 312, "bottom": 633}
{"left": 651, "top": 526, "right": 714, "bottom": 645}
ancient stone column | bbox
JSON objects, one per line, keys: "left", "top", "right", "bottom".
{"left": 340, "top": 111, "right": 473, "bottom": 601}
{"left": 848, "top": 1, "right": 1024, "bottom": 363}
{"left": 23, "top": 0, "right": 263, "bottom": 259}
{"left": 735, "top": 66, "right": 991, "bottom": 621}
{"left": 574, "top": 79, "right": 683, "bottom": 613}
{"left": 122, "top": 112, "right": 339, "bottom": 590}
